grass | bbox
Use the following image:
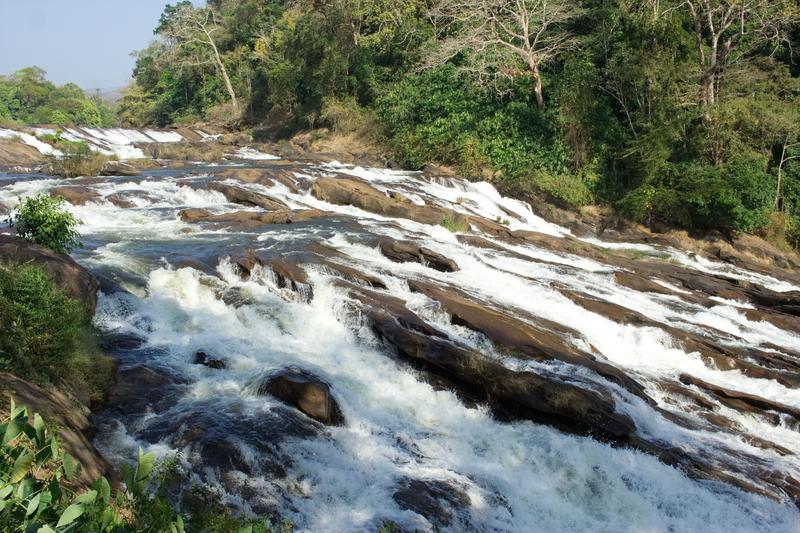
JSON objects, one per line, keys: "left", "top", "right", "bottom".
{"left": 442, "top": 213, "right": 469, "bottom": 233}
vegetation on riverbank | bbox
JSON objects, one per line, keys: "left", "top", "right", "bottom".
{"left": 0, "top": 67, "right": 113, "bottom": 127}
{"left": 111, "top": 0, "right": 800, "bottom": 249}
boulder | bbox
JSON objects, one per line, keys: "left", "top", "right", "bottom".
{"left": 379, "top": 239, "right": 459, "bottom": 273}
{"left": 49, "top": 185, "right": 100, "bottom": 206}
{"left": 0, "top": 234, "right": 99, "bottom": 312}
{"left": 259, "top": 367, "right": 344, "bottom": 426}
{"left": 100, "top": 160, "right": 140, "bottom": 176}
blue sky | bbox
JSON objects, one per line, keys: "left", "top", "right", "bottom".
{"left": 0, "top": 1, "right": 202, "bottom": 90}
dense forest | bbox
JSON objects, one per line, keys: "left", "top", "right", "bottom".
{"left": 0, "top": 67, "right": 114, "bottom": 127}
{"left": 7, "top": 1, "right": 800, "bottom": 249}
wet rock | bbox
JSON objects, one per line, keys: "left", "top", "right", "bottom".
{"left": 101, "top": 160, "right": 140, "bottom": 176}
{"left": 259, "top": 367, "right": 345, "bottom": 426}
{"left": 231, "top": 252, "right": 313, "bottom": 302}
{"left": 105, "top": 191, "right": 160, "bottom": 208}
{"left": 379, "top": 239, "right": 459, "bottom": 273}
{"left": 409, "top": 280, "right": 650, "bottom": 402}
{"left": 312, "top": 175, "right": 464, "bottom": 227}
{"left": 49, "top": 185, "right": 100, "bottom": 206}
{"left": 347, "top": 283, "right": 637, "bottom": 438}
{"left": 392, "top": 479, "right": 470, "bottom": 527}
{"left": 105, "top": 365, "right": 186, "bottom": 416}
{"left": 0, "top": 234, "right": 99, "bottom": 312}
{"left": 0, "top": 138, "right": 45, "bottom": 167}
{"left": 614, "top": 271, "right": 674, "bottom": 295}
{"left": 679, "top": 374, "right": 800, "bottom": 423}
{"left": 194, "top": 351, "right": 226, "bottom": 369}
{"left": 207, "top": 181, "right": 287, "bottom": 211}
{"left": 178, "top": 208, "right": 326, "bottom": 230}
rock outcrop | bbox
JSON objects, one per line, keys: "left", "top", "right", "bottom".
{"left": 379, "top": 239, "right": 459, "bottom": 272}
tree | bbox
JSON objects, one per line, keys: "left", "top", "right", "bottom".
{"left": 424, "top": 0, "right": 580, "bottom": 108}
{"left": 156, "top": 1, "right": 241, "bottom": 115}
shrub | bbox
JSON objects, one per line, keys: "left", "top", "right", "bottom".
{"left": 46, "top": 140, "right": 107, "bottom": 178}
{"left": 619, "top": 157, "right": 774, "bottom": 233}
{"left": 0, "top": 265, "right": 111, "bottom": 400}
{"left": 10, "top": 194, "right": 81, "bottom": 254}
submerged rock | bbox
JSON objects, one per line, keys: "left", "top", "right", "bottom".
{"left": 194, "top": 351, "right": 226, "bottom": 369}
{"left": 259, "top": 367, "right": 344, "bottom": 426}
{"left": 48, "top": 185, "right": 100, "bottom": 206}
{"left": 207, "top": 181, "right": 287, "bottom": 210}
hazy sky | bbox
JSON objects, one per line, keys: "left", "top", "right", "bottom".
{"left": 0, "top": 1, "right": 201, "bottom": 90}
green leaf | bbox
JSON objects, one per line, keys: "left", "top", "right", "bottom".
{"left": 11, "top": 452, "right": 33, "bottom": 483}
{"left": 33, "top": 414, "right": 45, "bottom": 446}
{"left": 0, "top": 485, "right": 13, "bottom": 500}
{"left": 63, "top": 453, "right": 74, "bottom": 479}
{"left": 3, "top": 421, "right": 24, "bottom": 446}
{"left": 26, "top": 493, "right": 40, "bottom": 516}
{"left": 96, "top": 476, "right": 111, "bottom": 503}
{"left": 56, "top": 503, "right": 84, "bottom": 528}
{"left": 137, "top": 448, "right": 155, "bottom": 482}
{"left": 100, "top": 506, "right": 115, "bottom": 531}
{"left": 73, "top": 489, "right": 97, "bottom": 505}
{"left": 36, "top": 527, "right": 56, "bottom": 533}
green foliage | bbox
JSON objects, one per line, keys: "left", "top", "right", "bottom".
{"left": 0, "top": 264, "right": 113, "bottom": 403}
{"left": 441, "top": 213, "right": 469, "bottom": 233}
{"left": 0, "top": 400, "right": 185, "bottom": 532}
{"left": 619, "top": 157, "right": 774, "bottom": 232}
{"left": 10, "top": 194, "right": 81, "bottom": 253}
{"left": 0, "top": 68, "right": 112, "bottom": 127}
{"left": 45, "top": 138, "right": 108, "bottom": 178}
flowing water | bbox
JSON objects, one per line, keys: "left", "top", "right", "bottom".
{"left": 1, "top": 158, "right": 800, "bottom": 532}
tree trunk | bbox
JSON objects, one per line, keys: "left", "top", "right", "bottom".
{"left": 205, "top": 31, "right": 240, "bottom": 114}
{"left": 776, "top": 141, "right": 787, "bottom": 211}
{"left": 532, "top": 67, "right": 544, "bottom": 109}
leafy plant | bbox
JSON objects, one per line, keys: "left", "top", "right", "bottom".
{"left": 0, "top": 400, "right": 185, "bottom": 532}
{"left": 45, "top": 140, "right": 107, "bottom": 178}
{"left": 441, "top": 213, "right": 468, "bottom": 233}
{"left": 0, "top": 265, "right": 112, "bottom": 399}
{"left": 9, "top": 194, "right": 81, "bottom": 253}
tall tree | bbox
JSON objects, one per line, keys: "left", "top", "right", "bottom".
{"left": 156, "top": 1, "right": 240, "bottom": 115}
{"left": 424, "top": 0, "right": 580, "bottom": 108}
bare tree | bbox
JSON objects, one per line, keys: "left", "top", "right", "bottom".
{"left": 424, "top": 0, "right": 580, "bottom": 108}
{"left": 157, "top": 1, "right": 240, "bottom": 114}
{"left": 642, "top": 1, "right": 797, "bottom": 111}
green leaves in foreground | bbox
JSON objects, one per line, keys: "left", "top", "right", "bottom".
{"left": 0, "top": 399, "right": 184, "bottom": 532}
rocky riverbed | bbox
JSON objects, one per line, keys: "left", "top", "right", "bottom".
{"left": 2, "top": 148, "right": 800, "bottom": 531}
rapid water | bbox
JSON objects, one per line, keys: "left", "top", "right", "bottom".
{"left": 1, "top": 162, "right": 799, "bottom": 532}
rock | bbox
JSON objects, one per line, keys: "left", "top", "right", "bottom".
{"left": 347, "top": 283, "right": 637, "bottom": 438}
{"left": 194, "top": 351, "right": 226, "bottom": 369}
{"left": 49, "top": 185, "right": 100, "bottom": 206}
{"left": 392, "top": 479, "right": 470, "bottom": 526}
{"left": 312, "top": 175, "right": 464, "bottom": 227}
{"left": 379, "top": 239, "right": 459, "bottom": 272}
{"left": 0, "top": 373, "right": 110, "bottom": 488}
{"left": 105, "top": 365, "right": 187, "bottom": 416}
{"left": 207, "top": 181, "right": 287, "bottom": 210}
{"left": 0, "top": 234, "right": 99, "bottom": 312}
{"left": 679, "top": 374, "right": 800, "bottom": 423}
{"left": 178, "top": 208, "right": 327, "bottom": 230}
{"left": 213, "top": 168, "right": 276, "bottom": 186}
{"left": 100, "top": 160, "right": 140, "bottom": 176}
{"left": 614, "top": 271, "right": 674, "bottom": 295}
{"left": 105, "top": 191, "right": 160, "bottom": 208}
{"left": 259, "top": 367, "right": 344, "bottom": 426}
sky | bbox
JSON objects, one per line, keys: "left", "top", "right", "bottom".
{"left": 0, "top": 1, "right": 201, "bottom": 91}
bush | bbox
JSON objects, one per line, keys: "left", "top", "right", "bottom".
{"left": 10, "top": 194, "right": 81, "bottom": 254}
{"left": 619, "top": 157, "right": 774, "bottom": 233}
{"left": 0, "top": 265, "right": 111, "bottom": 400}
{"left": 46, "top": 140, "right": 107, "bottom": 178}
